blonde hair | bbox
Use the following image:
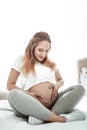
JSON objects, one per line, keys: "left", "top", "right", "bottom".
{"left": 22, "top": 31, "right": 55, "bottom": 75}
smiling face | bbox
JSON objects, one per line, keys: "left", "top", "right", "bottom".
{"left": 34, "top": 41, "right": 51, "bottom": 62}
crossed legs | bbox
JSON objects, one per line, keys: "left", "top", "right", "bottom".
{"left": 8, "top": 84, "right": 85, "bottom": 123}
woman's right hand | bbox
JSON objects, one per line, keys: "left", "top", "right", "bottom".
{"left": 49, "top": 83, "right": 58, "bottom": 103}
{"left": 25, "top": 91, "right": 43, "bottom": 98}
{"left": 24, "top": 91, "right": 48, "bottom": 105}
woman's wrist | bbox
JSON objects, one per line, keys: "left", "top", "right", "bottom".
{"left": 55, "top": 80, "right": 64, "bottom": 88}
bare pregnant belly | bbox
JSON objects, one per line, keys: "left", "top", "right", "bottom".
{"left": 29, "top": 82, "right": 58, "bottom": 109}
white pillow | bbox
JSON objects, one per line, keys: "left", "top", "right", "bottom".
{"left": 0, "top": 91, "right": 8, "bottom": 100}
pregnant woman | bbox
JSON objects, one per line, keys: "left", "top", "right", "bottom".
{"left": 7, "top": 31, "right": 85, "bottom": 125}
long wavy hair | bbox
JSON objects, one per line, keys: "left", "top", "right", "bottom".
{"left": 22, "top": 31, "right": 56, "bottom": 75}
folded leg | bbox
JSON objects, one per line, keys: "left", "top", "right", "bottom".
{"left": 51, "top": 84, "right": 85, "bottom": 115}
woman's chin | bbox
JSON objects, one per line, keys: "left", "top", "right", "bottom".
{"left": 36, "top": 59, "right": 44, "bottom": 63}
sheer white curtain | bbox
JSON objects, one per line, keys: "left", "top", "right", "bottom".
{"left": 0, "top": 0, "right": 87, "bottom": 90}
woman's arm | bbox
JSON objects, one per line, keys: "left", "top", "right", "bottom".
{"left": 55, "top": 69, "right": 64, "bottom": 88}
{"left": 50, "top": 69, "right": 64, "bottom": 103}
{"left": 7, "top": 68, "right": 21, "bottom": 91}
{"left": 7, "top": 68, "right": 45, "bottom": 101}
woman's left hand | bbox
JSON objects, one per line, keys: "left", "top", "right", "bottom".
{"left": 49, "top": 83, "right": 58, "bottom": 103}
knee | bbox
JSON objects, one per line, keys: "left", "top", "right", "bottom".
{"left": 75, "top": 84, "right": 85, "bottom": 96}
{"left": 8, "top": 89, "right": 20, "bottom": 104}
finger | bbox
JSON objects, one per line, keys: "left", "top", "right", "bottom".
{"left": 52, "top": 92, "right": 58, "bottom": 102}
{"left": 36, "top": 94, "right": 43, "bottom": 98}
{"left": 43, "top": 98, "right": 48, "bottom": 104}
{"left": 51, "top": 90, "right": 58, "bottom": 102}
{"left": 37, "top": 96, "right": 48, "bottom": 104}
{"left": 32, "top": 92, "right": 42, "bottom": 97}
{"left": 51, "top": 87, "right": 55, "bottom": 101}
{"left": 49, "top": 83, "right": 54, "bottom": 89}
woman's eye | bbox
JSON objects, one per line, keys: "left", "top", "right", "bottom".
{"left": 38, "top": 49, "right": 49, "bottom": 53}
{"left": 45, "top": 50, "right": 49, "bottom": 53}
{"left": 38, "top": 49, "right": 43, "bottom": 52}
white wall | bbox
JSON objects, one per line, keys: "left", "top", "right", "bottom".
{"left": 0, "top": 0, "right": 87, "bottom": 90}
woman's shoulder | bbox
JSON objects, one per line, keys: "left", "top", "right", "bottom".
{"left": 13, "top": 55, "right": 24, "bottom": 63}
{"left": 12, "top": 55, "right": 24, "bottom": 72}
{"left": 48, "top": 57, "right": 56, "bottom": 63}
{"left": 48, "top": 57, "right": 57, "bottom": 67}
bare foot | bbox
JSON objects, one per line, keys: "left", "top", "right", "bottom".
{"left": 51, "top": 110, "right": 66, "bottom": 123}
{"left": 57, "top": 116, "right": 66, "bottom": 123}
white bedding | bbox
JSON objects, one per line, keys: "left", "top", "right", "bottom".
{"left": 0, "top": 97, "right": 87, "bottom": 130}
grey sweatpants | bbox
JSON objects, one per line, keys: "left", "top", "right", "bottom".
{"left": 8, "top": 84, "right": 85, "bottom": 121}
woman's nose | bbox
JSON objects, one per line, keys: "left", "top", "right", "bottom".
{"left": 42, "top": 52, "right": 47, "bottom": 57}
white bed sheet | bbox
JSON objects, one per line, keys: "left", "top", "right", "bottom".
{"left": 0, "top": 97, "right": 87, "bottom": 130}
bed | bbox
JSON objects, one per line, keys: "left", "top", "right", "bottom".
{"left": 0, "top": 92, "right": 87, "bottom": 130}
